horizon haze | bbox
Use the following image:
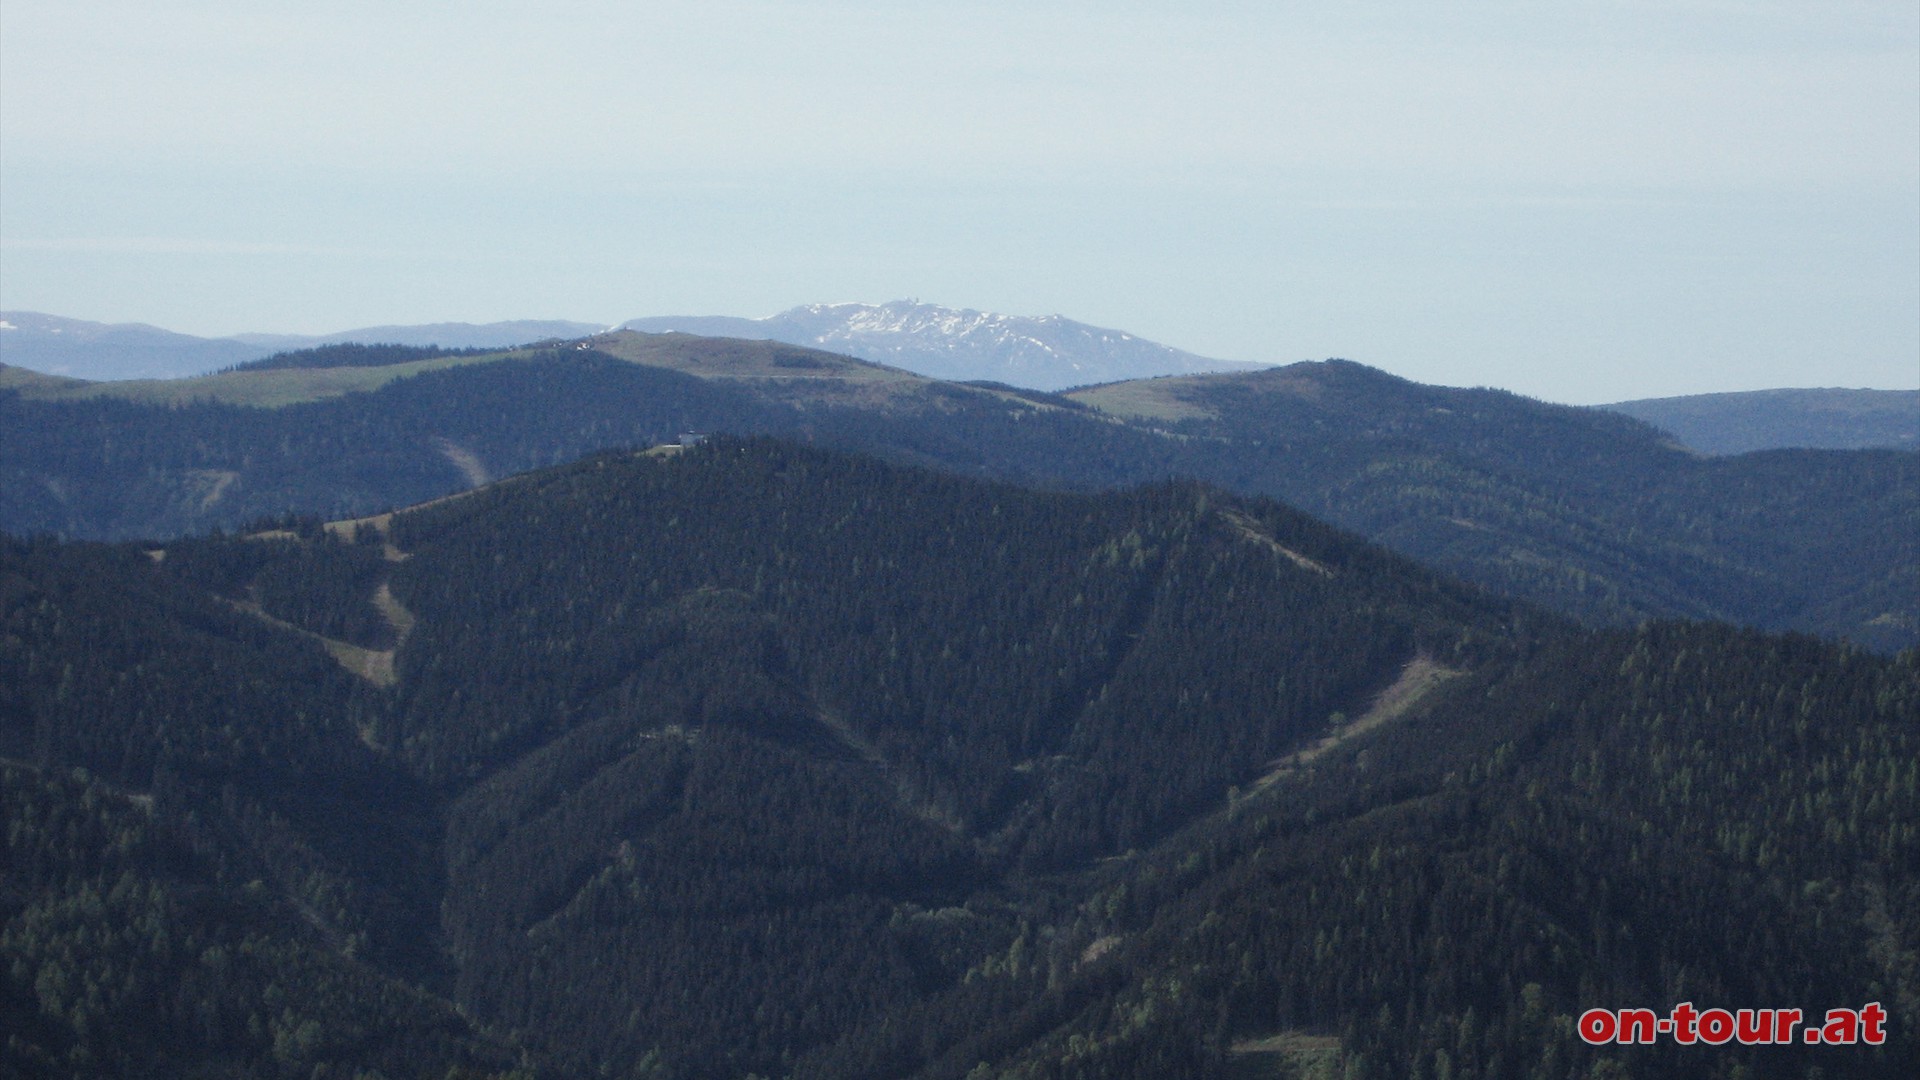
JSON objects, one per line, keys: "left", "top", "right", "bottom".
{"left": 2, "top": 2, "right": 1915, "bottom": 404}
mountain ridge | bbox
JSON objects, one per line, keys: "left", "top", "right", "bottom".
{"left": 10, "top": 304, "right": 1912, "bottom": 456}
{"left": 0, "top": 311, "right": 606, "bottom": 380}
{"left": 4, "top": 335, "right": 1912, "bottom": 650}
{"left": 622, "top": 299, "right": 1272, "bottom": 389}
{"left": 1, "top": 301, "right": 1261, "bottom": 390}
{"left": 1599, "top": 387, "right": 1918, "bottom": 454}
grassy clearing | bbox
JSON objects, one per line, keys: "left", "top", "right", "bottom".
{"left": 219, "top": 526, "right": 420, "bottom": 691}
{"left": 435, "top": 439, "right": 490, "bottom": 486}
{"left": 7, "top": 350, "right": 521, "bottom": 407}
{"left": 372, "top": 582, "right": 416, "bottom": 642}
{"left": 325, "top": 513, "right": 409, "bottom": 562}
{"left": 1070, "top": 363, "right": 1332, "bottom": 421}
{"left": 1227, "top": 1032, "right": 1344, "bottom": 1080}
{"left": 324, "top": 512, "right": 393, "bottom": 539}
{"left": 8, "top": 330, "right": 922, "bottom": 408}
{"left": 1220, "top": 509, "right": 1333, "bottom": 577}
{"left": 1253, "top": 654, "right": 1463, "bottom": 791}
{"left": 321, "top": 637, "right": 398, "bottom": 689}
{"left": 1066, "top": 377, "right": 1218, "bottom": 421}
{"left": 586, "top": 331, "right": 923, "bottom": 384}
{"left": 0, "top": 364, "right": 90, "bottom": 393}
{"left": 222, "top": 596, "right": 400, "bottom": 688}
{"left": 324, "top": 469, "right": 537, "bottom": 555}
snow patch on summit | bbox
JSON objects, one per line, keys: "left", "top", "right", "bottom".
{"left": 621, "top": 301, "right": 1271, "bottom": 391}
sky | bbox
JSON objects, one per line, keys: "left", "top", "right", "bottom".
{"left": 1, "top": 1, "right": 1915, "bottom": 404}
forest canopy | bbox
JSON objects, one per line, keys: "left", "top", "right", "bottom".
{"left": 3, "top": 437, "right": 1913, "bottom": 1078}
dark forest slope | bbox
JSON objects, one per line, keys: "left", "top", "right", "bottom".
{"left": 4, "top": 338, "right": 1913, "bottom": 652}
{"left": 4, "top": 439, "right": 1914, "bottom": 1078}
{"left": 0, "top": 540, "right": 519, "bottom": 1077}
{"left": 1071, "top": 361, "right": 1918, "bottom": 650}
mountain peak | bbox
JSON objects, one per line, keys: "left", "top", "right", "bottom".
{"left": 623, "top": 301, "right": 1270, "bottom": 390}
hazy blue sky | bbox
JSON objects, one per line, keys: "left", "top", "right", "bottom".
{"left": 3, "top": 1, "right": 1915, "bottom": 403}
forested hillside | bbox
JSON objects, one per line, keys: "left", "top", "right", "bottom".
{"left": 0, "top": 539, "right": 521, "bottom": 1077}
{"left": 1068, "top": 361, "right": 1918, "bottom": 650}
{"left": 4, "top": 439, "right": 1914, "bottom": 1078}
{"left": 3, "top": 334, "right": 1914, "bottom": 653}
{"left": 1601, "top": 388, "right": 1918, "bottom": 455}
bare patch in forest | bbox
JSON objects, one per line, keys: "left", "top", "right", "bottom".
{"left": 1219, "top": 509, "right": 1332, "bottom": 577}
{"left": 435, "top": 438, "right": 490, "bottom": 487}
{"left": 188, "top": 469, "right": 238, "bottom": 509}
{"left": 221, "top": 578, "right": 416, "bottom": 693}
{"left": 1228, "top": 1032, "right": 1343, "bottom": 1079}
{"left": 815, "top": 707, "right": 965, "bottom": 834}
{"left": 1254, "top": 654, "right": 1461, "bottom": 789}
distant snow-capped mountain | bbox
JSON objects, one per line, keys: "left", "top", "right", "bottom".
{"left": 2, "top": 301, "right": 1261, "bottom": 390}
{"left": 621, "top": 300, "right": 1268, "bottom": 390}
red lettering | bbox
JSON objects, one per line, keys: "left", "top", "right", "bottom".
{"left": 1821, "top": 1008, "right": 1859, "bottom": 1045}
{"left": 1697, "top": 1008, "right": 1734, "bottom": 1044}
{"left": 1670, "top": 1002, "right": 1698, "bottom": 1044}
{"left": 1861, "top": 1002, "right": 1886, "bottom": 1045}
{"left": 1735, "top": 1009, "right": 1770, "bottom": 1045}
{"left": 1575, "top": 1003, "right": 1871, "bottom": 1046}
{"left": 1619, "top": 1008, "right": 1658, "bottom": 1044}
{"left": 1578, "top": 1009, "right": 1616, "bottom": 1045}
